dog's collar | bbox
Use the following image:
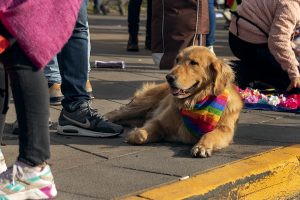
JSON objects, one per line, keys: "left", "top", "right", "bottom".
{"left": 179, "top": 89, "right": 229, "bottom": 138}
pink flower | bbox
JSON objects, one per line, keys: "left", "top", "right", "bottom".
{"left": 281, "top": 98, "right": 298, "bottom": 109}
{"left": 288, "top": 94, "right": 300, "bottom": 107}
{"left": 245, "top": 95, "right": 259, "bottom": 104}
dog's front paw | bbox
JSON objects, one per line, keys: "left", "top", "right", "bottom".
{"left": 191, "top": 143, "right": 213, "bottom": 158}
{"left": 126, "top": 128, "right": 149, "bottom": 145}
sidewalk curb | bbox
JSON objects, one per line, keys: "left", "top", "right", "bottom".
{"left": 122, "top": 145, "right": 300, "bottom": 200}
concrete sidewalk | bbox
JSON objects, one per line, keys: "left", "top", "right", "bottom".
{"left": 2, "top": 14, "right": 300, "bottom": 200}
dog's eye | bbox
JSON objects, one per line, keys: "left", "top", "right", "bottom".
{"left": 175, "top": 57, "right": 179, "bottom": 63}
{"left": 190, "top": 60, "right": 198, "bottom": 65}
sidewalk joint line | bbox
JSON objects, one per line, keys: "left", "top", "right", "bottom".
{"left": 64, "top": 144, "right": 109, "bottom": 160}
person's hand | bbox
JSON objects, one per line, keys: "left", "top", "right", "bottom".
{"left": 287, "top": 77, "right": 300, "bottom": 91}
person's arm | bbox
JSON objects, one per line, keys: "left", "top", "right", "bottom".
{"left": 268, "top": 1, "right": 300, "bottom": 90}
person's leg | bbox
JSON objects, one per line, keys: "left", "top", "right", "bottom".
{"left": 254, "top": 46, "right": 300, "bottom": 93}
{"left": 94, "top": 0, "right": 99, "bottom": 9}
{"left": 57, "top": 1, "right": 124, "bottom": 137}
{"left": 229, "top": 32, "right": 299, "bottom": 93}
{"left": 86, "top": 21, "right": 94, "bottom": 99}
{"left": 57, "top": 1, "right": 90, "bottom": 111}
{"left": 229, "top": 32, "right": 259, "bottom": 89}
{"left": 94, "top": 0, "right": 107, "bottom": 15}
{"left": 44, "top": 56, "right": 61, "bottom": 86}
{"left": 0, "top": 43, "right": 57, "bottom": 199}
{"left": 127, "top": 0, "right": 143, "bottom": 51}
{"left": 0, "top": 63, "right": 8, "bottom": 173}
{"left": 145, "top": 0, "right": 152, "bottom": 50}
{"left": 206, "top": 0, "right": 216, "bottom": 52}
{"left": 44, "top": 56, "right": 64, "bottom": 105}
{"left": 2, "top": 43, "right": 50, "bottom": 166}
{"left": 117, "top": 0, "right": 125, "bottom": 15}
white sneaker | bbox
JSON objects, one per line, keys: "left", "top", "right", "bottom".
{"left": 207, "top": 45, "right": 215, "bottom": 54}
{"left": 0, "top": 161, "right": 57, "bottom": 199}
{"left": 0, "top": 149, "right": 7, "bottom": 174}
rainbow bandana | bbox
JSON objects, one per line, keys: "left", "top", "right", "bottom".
{"left": 179, "top": 89, "right": 229, "bottom": 138}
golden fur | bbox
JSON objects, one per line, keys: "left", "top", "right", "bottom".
{"left": 105, "top": 46, "right": 243, "bottom": 157}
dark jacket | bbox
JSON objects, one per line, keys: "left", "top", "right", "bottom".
{"left": 152, "top": 0, "right": 209, "bottom": 69}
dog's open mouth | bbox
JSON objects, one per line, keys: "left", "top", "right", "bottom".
{"left": 170, "top": 81, "right": 199, "bottom": 97}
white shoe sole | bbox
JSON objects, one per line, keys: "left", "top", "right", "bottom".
{"left": 57, "top": 125, "right": 122, "bottom": 138}
{"left": 0, "top": 150, "right": 7, "bottom": 173}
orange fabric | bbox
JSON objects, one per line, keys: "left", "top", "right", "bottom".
{"left": 0, "top": 35, "right": 9, "bottom": 54}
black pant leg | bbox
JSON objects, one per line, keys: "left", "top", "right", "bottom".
{"left": 128, "top": 0, "right": 143, "bottom": 37}
{"left": 1, "top": 42, "right": 50, "bottom": 166}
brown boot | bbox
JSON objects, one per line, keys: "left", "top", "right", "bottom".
{"left": 49, "top": 83, "right": 64, "bottom": 106}
{"left": 86, "top": 80, "right": 94, "bottom": 99}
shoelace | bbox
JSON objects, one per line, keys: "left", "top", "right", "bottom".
{"left": 86, "top": 102, "right": 106, "bottom": 121}
{"left": 0, "top": 164, "right": 24, "bottom": 185}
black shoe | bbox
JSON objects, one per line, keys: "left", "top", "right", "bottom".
{"left": 93, "top": 7, "right": 100, "bottom": 14}
{"left": 99, "top": 5, "right": 107, "bottom": 15}
{"left": 145, "top": 40, "right": 151, "bottom": 50}
{"left": 127, "top": 36, "right": 139, "bottom": 52}
{"left": 57, "top": 102, "right": 124, "bottom": 138}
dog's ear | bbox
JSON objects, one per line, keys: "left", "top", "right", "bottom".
{"left": 210, "top": 59, "right": 235, "bottom": 96}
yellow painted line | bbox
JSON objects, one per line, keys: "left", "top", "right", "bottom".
{"left": 122, "top": 145, "right": 300, "bottom": 200}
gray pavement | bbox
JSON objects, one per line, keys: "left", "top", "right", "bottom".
{"left": 1, "top": 14, "right": 300, "bottom": 200}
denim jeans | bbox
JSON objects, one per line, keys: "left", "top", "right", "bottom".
{"left": 206, "top": 0, "right": 216, "bottom": 47}
{"left": 44, "top": 1, "right": 91, "bottom": 86}
{"left": 57, "top": 1, "right": 91, "bottom": 111}
{"left": 44, "top": 56, "right": 61, "bottom": 85}
{"left": 44, "top": 26, "right": 91, "bottom": 86}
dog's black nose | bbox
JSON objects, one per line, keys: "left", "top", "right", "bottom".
{"left": 166, "top": 74, "right": 177, "bottom": 83}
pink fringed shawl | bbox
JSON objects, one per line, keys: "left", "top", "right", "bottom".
{"left": 0, "top": 0, "right": 82, "bottom": 69}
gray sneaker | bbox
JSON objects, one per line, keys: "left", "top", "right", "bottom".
{"left": 57, "top": 103, "right": 124, "bottom": 137}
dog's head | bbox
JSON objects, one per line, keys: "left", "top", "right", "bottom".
{"left": 166, "top": 46, "right": 235, "bottom": 99}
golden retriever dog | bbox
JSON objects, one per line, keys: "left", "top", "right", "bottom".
{"left": 105, "top": 46, "right": 243, "bottom": 157}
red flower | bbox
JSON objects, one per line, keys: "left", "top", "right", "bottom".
{"left": 281, "top": 98, "right": 298, "bottom": 109}
{"left": 288, "top": 95, "right": 300, "bottom": 107}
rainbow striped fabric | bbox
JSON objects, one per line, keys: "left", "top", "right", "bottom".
{"left": 179, "top": 89, "right": 229, "bottom": 138}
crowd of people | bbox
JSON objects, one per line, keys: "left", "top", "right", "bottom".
{"left": 0, "top": 0, "right": 299, "bottom": 199}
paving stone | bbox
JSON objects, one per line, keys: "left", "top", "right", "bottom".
{"left": 54, "top": 162, "right": 174, "bottom": 200}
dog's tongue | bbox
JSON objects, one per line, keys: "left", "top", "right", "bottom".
{"left": 171, "top": 87, "right": 185, "bottom": 96}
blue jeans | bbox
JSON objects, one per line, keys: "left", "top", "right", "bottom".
{"left": 206, "top": 0, "right": 216, "bottom": 47}
{"left": 44, "top": 24, "right": 91, "bottom": 86}
{"left": 57, "top": 1, "right": 90, "bottom": 111}
{"left": 44, "top": 56, "right": 61, "bottom": 85}
{"left": 44, "top": 0, "right": 91, "bottom": 86}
